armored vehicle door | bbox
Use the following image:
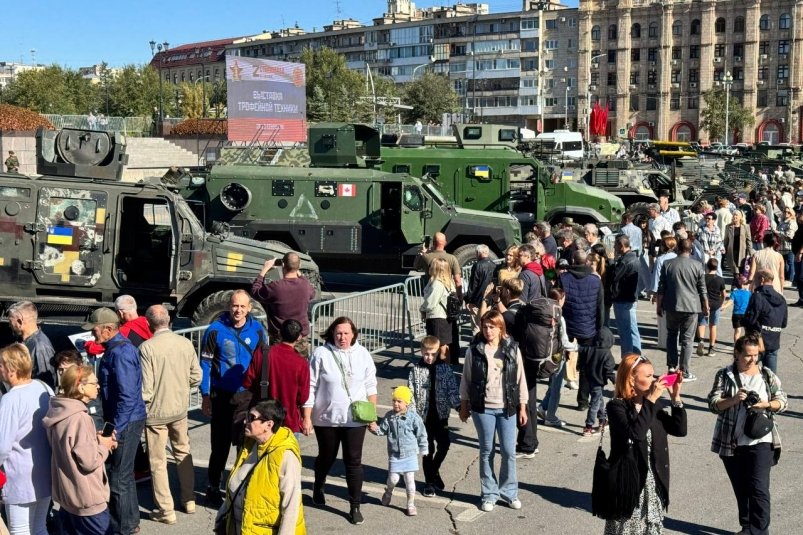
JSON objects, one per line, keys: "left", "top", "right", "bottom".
{"left": 31, "top": 187, "right": 108, "bottom": 286}
{"left": 400, "top": 183, "right": 427, "bottom": 244}
{"left": 114, "top": 195, "right": 177, "bottom": 292}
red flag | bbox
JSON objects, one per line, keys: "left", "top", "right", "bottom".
{"left": 600, "top": 103, "right": 609, "bottom": 137}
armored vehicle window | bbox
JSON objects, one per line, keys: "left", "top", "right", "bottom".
{"left": 393, "top": 164, "right": 411, "bottom": 174}
{"left": 423, "top": 164, "right": 440, "bottom": 178}
{"left": 0, "top": 186, "right": 30, "bottom": 199}
{"left": 498, "top": 129, "right": 517, "bottom": 142}
{"left": 403, "top": 186, "right": 423, "bottom": 211}
{"left": 463, "top": 127, "right": 483, "bottom": 140}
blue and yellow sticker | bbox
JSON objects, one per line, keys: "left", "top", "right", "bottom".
{"left": 47, "top": 226, "right": 73, "bottom": 245}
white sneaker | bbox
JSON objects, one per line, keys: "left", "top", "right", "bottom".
{"left": 566, "top": 381, "right": 579, "bottom": 390}
{"left": 515, "top": 450, "right": 538, "bottom": 459}
{"left": 506, "top": 499, "right": 522, "bottom": 510}
{"left": 480, "top": 501, "right": 495, "bottom": 512}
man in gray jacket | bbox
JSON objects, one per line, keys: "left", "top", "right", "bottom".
{"left": 139, "top": 305, "right": 202, "bottom": 523}
{"left": 656, "top": 239, "right": 709, "bottom": 382}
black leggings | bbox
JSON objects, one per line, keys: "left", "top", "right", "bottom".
{"left": 314, "top": 425, "right": 367, "bottom": 506}
{"left": 208, "top": 389, "right": 235, "bottom": 487}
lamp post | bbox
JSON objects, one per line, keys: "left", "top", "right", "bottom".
{"left": 411, "top": 57, "right": 434, "bottom": 80}
{"left": 195, "top": 47, "right": 212, "bottom": 117}
{"left": 563, "top": 66, "right": 571, "bottom": 130}
{"left": 174, "top": 89, "right": 183, "bottom": 118}
{"left": 149, "top": 40, "right": 169, "bottom": 134}
{"left": 586, "top": 53, "right": 606, "bottom": 142}
{"left": 722, "top": 70, "right": 733, "bottom": 145}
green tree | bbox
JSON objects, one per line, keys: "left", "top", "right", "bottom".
{"left": 400, "top": 72, "right": 459, "bottom": 124}
{"left": 4, "top": 65, "right": 99, "bottom": 114}
{"left": 107, "top": 64, "right": 161, "bottom": 117}
{"left": 301, "top": 46, "right": 370, "bottom": 122}
{"left": 209, "top": 80, "right": 227, "bottom": 118}
{"left": 699, "top": 88, "right": 755, "bottom": 142}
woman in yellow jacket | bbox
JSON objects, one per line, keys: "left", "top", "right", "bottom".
{"left": 216, "top": 400, "right": 305, "bottom": 535}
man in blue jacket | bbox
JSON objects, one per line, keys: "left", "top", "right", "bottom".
{"left": 611, "top": 235, "right": 642, "bottom": 355}
{"left": 200, "top": 290, "right": 266, "bottom": 506}
{"left": 86, "top": 307, "right": 147, "bottom": 535}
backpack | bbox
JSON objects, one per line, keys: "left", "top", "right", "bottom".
{"left": 514, "top": 297, "right": 564, "bottom": 377}
{"left": 443, "top": 289, "right": 462, "bottom": 321}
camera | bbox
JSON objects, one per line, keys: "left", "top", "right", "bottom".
{"left": 744, "top": 390, "right": 761, "bottom": 408}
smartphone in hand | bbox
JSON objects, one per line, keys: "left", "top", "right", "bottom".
{"left": 659, "top": 373, "right": 679, "bottom": 387}
{"left": 101, "top": 422, "right": 115, "bottom": 437}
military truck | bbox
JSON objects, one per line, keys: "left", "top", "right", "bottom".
{"left": 379, "top": 123, "right": 625, "bottom": 227}
{"left": 0, "top": 127, "right": 321, "bottom": 326}
{"left": 182, "top": 123, "right": 521, "bottom": 270}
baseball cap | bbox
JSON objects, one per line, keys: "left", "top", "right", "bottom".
{"left": 82, "top": 307, "right": 120, "bottom": 330}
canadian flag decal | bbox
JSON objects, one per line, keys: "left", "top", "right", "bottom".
{"left": 338, "top": 183, "right": 356, "bottom": 197}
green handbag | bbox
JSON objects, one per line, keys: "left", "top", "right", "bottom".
{"left": 328, "top": 348, "right": 377, "bottom": 424}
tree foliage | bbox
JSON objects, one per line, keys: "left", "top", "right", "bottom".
{"left": 699, "top": 88, "right": 755, "bottom": 142}
{"left": 3, "top": 65, "right": 99, "bottom": 114}
{"left": 0, "top": 104, "right": 54, "bottom": 130}
{"left": 400, "top": 72, "right": 459, "bottom": 124}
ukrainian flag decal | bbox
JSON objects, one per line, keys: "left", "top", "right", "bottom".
{"left": 474, "top": 165, "right": 490, "bottom": 179}
{"left": 224, "top": 252, "right": 244, "bottom": 272}
{"left": 47, "top": 226, "right": 73, "bottom": 245}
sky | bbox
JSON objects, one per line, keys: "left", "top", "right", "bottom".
{"left": 2, "top": 0, "right": 578, "bottom": 69}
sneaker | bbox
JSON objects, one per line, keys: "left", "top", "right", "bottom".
{"left": 381, "top": 489, "right": 393, "bottom": 506}
{"left": 668, "top": 367, "right": 677, "bottom": 374}
{"left": 422, "top": 485, "right": 436, "bottom": 497}
{"left": 696, "top": 342, "right": 705, "bottom": 356}
{"left": 515, "top": 450, "right": 538, "bottom": 459}
{"left": 683, "top": 372, "right": 697, "bottom": 382}
{"left": 348, "top": 506, "right": 364, "bottom": 525}
{"left": 480, "top": 501, "right": 495, "bottom": 512}
{"left": 312, "top": 488, "right": 326, "bottom": 506}
{"left": 706, "top": 347, "right": 713, "bottom": 356}
{"left": 544, "top": 418, "right": 567, "bottom": 428}
{"left": 183, "top": 500, "right": 196, "bottom": 514}
{"left": 536, "top": 407, "right": 546, "bottom": 421}
{"left": 406, "top": 505, "right": 418, "bottom": 516}
{"left": 205, "top": 486, "right": 223, "bottom": 508}
{"left": 583, "top": 425, "right": 596, "bottom": 437}
{"left": 506, "top": 499, "right": 522, "bottom": 510}
{"left": 566, "top": 380, "right": 579, "bottom": 390}
{"left": 150, "top": 510, "right": 176, "bottom": 525}
{"left": 433, "top": 473, "right": 446, "bottom": 491}
{"left": 577, "top": 404, "right": 589, "bottom": 411}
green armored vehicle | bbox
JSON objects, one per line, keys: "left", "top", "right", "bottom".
{"left": 0, "top": 127, "right": 320, "bottom": 325}
{"left": 182, "top": 123, "right": 521, "bottom": 269}
{"left": 379, "top": 124, "right": 625, "bottom": 227}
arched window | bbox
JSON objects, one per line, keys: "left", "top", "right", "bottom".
{"left": 759, "top": 15, "right": 770, "bottom": 30}
{"left": 608, "top": 24, "right": 618, "bottom": 40}
{"left": 762, "top": 123, "right": 779, "bottom": 144}
{"left": 635, "top": 125, "right": 651, "bottom": 141}
{"left": 690, "top": 19, "right": 701, "bottom": 35}
{"left": 631, "top": 23, "right": 641, "bottom": 38}
{"left": 780, "top": 13, "right": 791, "bottom": 30}
{"left": 591, "top": 25, "right": 601, "bottom": 40}
{"left": 715, "top": 18, "right": 726, "bottom": 33}
{"left": 672, "top": 20, "right": 682, "bottom": 36}
{"left": 675, "top": 124, "right": 692, "bottom": 142}
{"left": 648, "top": 22, "right": 659, "bottom": 38}
{"left": 734, "top": 17, "right": 745, "bottom": 33}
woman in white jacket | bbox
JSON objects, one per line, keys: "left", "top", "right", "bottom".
{"left": 420, "top": 258, "right": 457, "bottom": 361}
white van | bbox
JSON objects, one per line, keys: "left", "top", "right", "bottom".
{"left": 535, "top": 130, "right": 584, "bottom": 160}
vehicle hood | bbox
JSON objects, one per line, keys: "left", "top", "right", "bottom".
{"left": 209, "top": 233, "right": 319, "bottom": 279}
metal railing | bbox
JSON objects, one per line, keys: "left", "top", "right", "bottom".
{"left": 43, "top": 114, "right": 154, "bottom": 136}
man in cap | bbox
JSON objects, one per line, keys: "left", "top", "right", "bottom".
{"left": 5, "top": 150, "right": 19, "bottom": 173}
{"left": 85, "top": 307, "right": 147, "bottom": 535}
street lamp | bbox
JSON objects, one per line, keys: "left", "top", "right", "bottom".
{"left": 195, "top": 47, "right": 212, "bottom": 117}
{"left": 722, "top": 70, "right": 733, "bottom": 145}
{"left": 563, "top": 66, "right": 571, "bottom": 130}
{"left": 174, "top": 89, "right": 183, "bottom": 118}
{"left": 586, "top": 53, "right": 606, "bottom": 141}
{"left": 411, "top": 57, "right": 434, "bottom": 80}
{"left": 149, "top": 40, "right": 169, "bottom": 134}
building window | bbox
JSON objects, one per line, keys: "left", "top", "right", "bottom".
{"left": 545, "top": 40, "right": 559, "bottom": 49}
{"left": 523, "top": 59, "right": 537, "bottom": 71}
{"left": 631, "top": 23, "right": 641, "bottom": 38}
{"left": 672, "top": 47, "right": 681, "bottom": 60}
{"left": 759, "top": 41, "right": 770, "bottom": 55}
{"left": 608, "top": 25, "right": 618, "bottom": 40}
{"left": 520, "top": 18, "right": 538, "bottom": 30}
{"left": 733, "top": 67, "right": 744, "bottom": 80}
{"left": 567, "top": 38, "right": 574, "bottom": 49}
{"left": 714, "top": 69, "right": 724, "bottom": 82}
{"left": 545, "top": 97, "right": 557, "bottom": 107}
{"left": 779, "top": 40, "right": 790, "bottom": 54}
{"left": 648, "top": 71, "right": 657, "bottom": 84}
{"left": 608, "top": 50, "right": 616, "bottom": 63}
{"left": 758, "top": 67, "right": 768, "bottom": 80}
{"left": 714, "top": 44, "right": 726, "bottom": 57}
{"left": 780, "top": 14, "right": 791, "bottom": 30}
{"left": 778, "top": 65, "right": 789, "bottom": 80}
{"left": 690, "top": 19, "right": 701, "bottom": 35}
{"left": 545, "top": 59, "right": 555, "bottom": 69}
{"left": 648, "top": 22, "right": 659, "bottom": 38}
{"left": 672, "top": 21, "right": 682, "bottom": 36}
{"left": 671, "top": 70, "right": 681, "bottom": 83}
{"left": 687, "top": 45, "right": 699, "bottom": 59}
{"left": 646, "top": 95, "right": 657, "bottom": 110}
{"left": 734, "top": 17, "right": 745, "bottom": 33}
{"left": 630, "top": 94, "right": 639, "bottom": 111}
{"left": 607, "top": 72, "right": 617, "bottom": 86}
{"left": 608, "top": 99, "right": 616, "bottom": 112}
{"left": 687, "top": 96, "right": 699, "bottom": 109}
{"left": 777, "top": 90, "right": 788, "bottom": 106}
{"left": 676, "top": 124, "right": 692, "bottom": 141}
{"left": 670, "top": 95, "right": 680, "bottom": 110}
{"left": 591, "top": 72, "right": 599, "bottom": 86}
{"left": 546, "top": 79, "right": 554, "bottom": 89}
{"left": 568, "top": 18, "right": 577, "bottom": 27}
{"left": 733, "top": 43, "right": 744, "bottom": 58}
{"left": 757, "top": 91, "right": 768, "bottom": 107}
{"left": 760, "top": 15, "right": 770, "bottom": 30}
{"left": 647, "top": 48, "right": 658, "bottom": 62}
{"left": 763, "top": 123, "right": 780, "bottom": 143}
{"left": 630, "top": 71, "right": 640, "bottom": 85}
{"left": 715, "top": 18, "right": 726, "bottom": 33}
{"left": 546, "top": 19, "right": 557, "bottom": 29}
{"left": 689, "top": 69, "right": 699, "bottom": 83}
{"left": 631, "top": 48, "right": 641, "bottom": 62}
{"left": 591, "top": 25, "right": 601, "bottom": 40}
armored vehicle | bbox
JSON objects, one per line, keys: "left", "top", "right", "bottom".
{"left": 182, "top": 123, "right": 521, "bottom": 270}
{"left": 0, "top": 127, "right": 321, "bottom": 325}
{"left": 379, "top": 123, "right": 625, "bottom": 227}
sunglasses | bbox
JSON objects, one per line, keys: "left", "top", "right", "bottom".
{"left": 245, "top": 413, "right": 266, "bottom": 424}
{"left": 629, "top": 355, "right": 647, "bottom": 373}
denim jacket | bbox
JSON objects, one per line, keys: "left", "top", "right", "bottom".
{"left": 375, "top": 408, "right": 429, "bottom": 460}
{"left": 407, "top": 361, "right": 461, "bottom": 421}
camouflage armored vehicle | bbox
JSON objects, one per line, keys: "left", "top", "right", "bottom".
{"left": 182, "top": 123, "right": 521, "bottom": 270}
{"left": 0, "top": 127, "right": 320, "bottom": 325}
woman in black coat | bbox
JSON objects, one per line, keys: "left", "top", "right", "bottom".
{"left": 604, "top": 353, "right": 687, "bottom": 535}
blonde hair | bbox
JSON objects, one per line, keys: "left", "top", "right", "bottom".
{"left": 60, "top": 365, "right": 96, "bottom": 400}
{"left": 0, "top": 343, "right": 33, "bottom": 379}
{"left": 420, "top": 335, "right": 440, "bottom": 353}
{"left": 587, "top": 252, "right": 606, "bottom": 278}
{"left": 428, "top": 258, "right": 454, "bottom": 289}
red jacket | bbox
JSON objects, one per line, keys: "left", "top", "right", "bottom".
{"left": 242, "top": 343, "right": 310, "bottom": 433}
{"left": 120, "top": 316, "right": 152, "bottom": 347}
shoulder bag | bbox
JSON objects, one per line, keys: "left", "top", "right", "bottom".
{"left": 732, "top": 364, "right": 774, "bottom": 440}
{"left": 328, "top": 347, "right": 377, "bottom": 424}
{"left": 591, "top": 406, "right": 641, "bottom": 520}
{"left": 214, "top": 447, "right": 271, "bottom": 535}
{"left": 230, "top": 342, "right": 271, "bottom": 447}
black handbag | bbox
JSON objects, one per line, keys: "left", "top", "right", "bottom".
{"left": 591, "top": 413, "right": 641, "bottom": 520}
{"left": 732, "top": 365, "right": 774, "bottom": 440}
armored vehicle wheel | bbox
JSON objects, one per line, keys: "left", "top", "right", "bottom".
{"left": 192, "top": 289, "right": 268, "bottom": 327}
{"left": 452, "top": 244, "right": 499, "bottom": 268}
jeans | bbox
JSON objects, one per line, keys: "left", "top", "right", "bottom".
{"left": 313, "top": 425, "right": 367, "bottom": 507}
{"left": 208, "top": 389, "right": 235, "bottom": 488}
{"left": 761, "top": 349, "right": 778, "bottom": 374}
{"left": 722, "top": 443, "right": 773, "bottom": 535}
{"left": 472, "top": 408, "right": 518, "bottom": 504}
{"left": 422, "top": 415, "right": 451, "bottom": 484}
{"left": 5, "top": 498, "right": 50, "bottom": 535}
{"left": 516, "top": 361, "right": 539, "bottom": 453}
{"left": 613, "top": 301, "right": 642, "bottom": 355}
{"left": 540, "top": 359, "right": 565, "bottom": 421}
{"left": 665, "top": 311, "right": 697, "bottom": 373}
{"left": 585, "top": 385, "right": 607, "bottom": 427}
{"left": 783, "top": 251, "right": 795, "bottom": 284}
{"left": 108, "top": 418, "right": 145, "bottom": 535}
{"left": 59, "top": 508, "right": 112, "bottom": 535}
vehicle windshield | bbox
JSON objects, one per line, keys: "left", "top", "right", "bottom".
{"left": 173, "top": 196, "right": 205, "bottom": 236}
{"left": 538, "top": 141, "right": 557, "bottom": 150}
{"left": 564, "top": 141, "right": 583, "bottom": 151}
{"left": 422, "top": 183, "right": 447, "bottom": 206}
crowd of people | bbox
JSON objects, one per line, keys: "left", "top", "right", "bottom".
{"left": 0, "top": 205, "right": 793, "bottom": 534}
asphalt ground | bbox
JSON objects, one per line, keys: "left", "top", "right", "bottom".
{"left": 117, "top": 284, "right": 803, "bottom": 535}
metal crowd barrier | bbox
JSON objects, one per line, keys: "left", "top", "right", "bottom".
{"left": 173, "top": 325, "right": 209, "bottom": 411}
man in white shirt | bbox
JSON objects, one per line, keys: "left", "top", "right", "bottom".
{"left": 658, "top": 192, "right": 681, "bottom": 227}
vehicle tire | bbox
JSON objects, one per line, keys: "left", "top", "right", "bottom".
{"left": 452, "top": 244, "right": 499, "bottom": 268}
{"left": 191, "top": 289, "right": 268, "bottom": 327}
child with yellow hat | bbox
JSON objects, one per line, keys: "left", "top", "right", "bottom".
{"left": 371, "top": 385, "right": 429, "bottom": 516}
